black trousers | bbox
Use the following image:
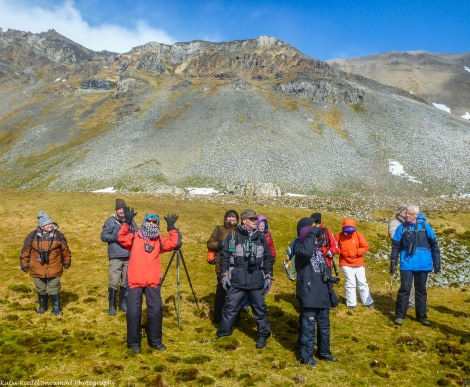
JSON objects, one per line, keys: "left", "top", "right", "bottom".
{"left": 395, "top": 270, "right": 428, "bottom": 319}
{"left": 217, "top": 286, "right": 270, "bottom": 338}
{"left": 298, "top": 307, "right": 331, "bottom": 362}
{"left": 213, "top": 274, "right": 227, "bottom": 324}
{"left": 126, "top": 285, "right": 163, "bottom": 348}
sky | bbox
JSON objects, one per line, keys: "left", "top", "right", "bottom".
{"left": 0, "top": 0, "right": 468, "bottom": 61}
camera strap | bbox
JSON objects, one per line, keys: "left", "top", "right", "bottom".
{"left": 36, "top": 229, "right": 56, "bottom": 253}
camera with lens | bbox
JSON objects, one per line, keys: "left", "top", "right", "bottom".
{"left": 407, "top": 242, "right": 416, "bottom": 256}
{"left": 39, "top": 250, "right": 49, "bottom": 264}
{"left": 245, "top": 240, "right": 257, "bottom": 269}
{"left": 144, "top": 244, "right": 154, "bottom": 253}
{"left": 319, "top": 259, "right": 340, "bottom": 284}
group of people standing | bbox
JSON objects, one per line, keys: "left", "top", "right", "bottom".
{"left": 18, "top": 199, "right": 440, "bottom": 363}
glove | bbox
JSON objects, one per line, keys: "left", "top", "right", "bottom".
{"left": 263, "top": 274, "right": 272, "bottom": 294}
{"left": 164, "top": 214, "right": 178, "bottom": 231}
{"left": 63, "top": 263, "right": 70, "bottom": 269}
{"left": 218, "top": 241, "right": 224, "bottom": 251}
{"left": 222, "top": 274, "right": 231, "bottom": 291}
{"left": 22, "top": 266, "right": 29, "bottom": 273}
{"left": 389, "top": 260, "right": 397, "bottom": 275}
{"left": 124, "top": 207, "right": 137, "bottom": 225}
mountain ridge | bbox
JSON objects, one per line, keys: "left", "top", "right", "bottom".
{"left": 0, "top": 28, "right": 469, "bottom": 197}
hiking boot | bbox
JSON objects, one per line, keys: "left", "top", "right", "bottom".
{"left": 150, "top": 339, "right": 166, "bottom": 351}
{"left": 256, "top": 337, "right": 267, "bottom": 349}
{"left": 394, "top": 317, "right": 404, "bottom": 326}
{"left": 420, "top": 318, "right": 431, "bottom": 326}
{"left": 300, "top": 358, "right": 318, "bottom": 367}
{"left": 348, "top": 305, "right": 356, "bottom": 309}
{"left": 50, "top": 294, "right": 63, "bottom": 316}
{"left": 319, "top": 354, "right": 338, "bottom": 362}
{"left": 366, "top": 303, "right": 376, "bottom": 309}
{"left": 128, "top": 346, "right": 141, "bottom": 354}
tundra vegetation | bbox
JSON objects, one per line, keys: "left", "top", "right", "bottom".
{"left": 1, "top": 190, "right": 469, "bottom": 386}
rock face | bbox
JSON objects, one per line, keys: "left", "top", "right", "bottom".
{"left": 0, "top": 28, "right": 469, "bottom": 197}
{"left": 327, "top": 51, "right": 470, "bottom": 119}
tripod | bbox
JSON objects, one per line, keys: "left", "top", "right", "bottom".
{"left": 161, "top": 249, "right": 199, "bottom": 327}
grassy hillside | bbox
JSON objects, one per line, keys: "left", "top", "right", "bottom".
{"left": 0, "top": 190, "right": 469, "bottom": 386}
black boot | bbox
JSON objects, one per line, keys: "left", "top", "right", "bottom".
{"left": 119, "top": 287, "right": 127, "bottom": 313}
{"left": 108, "top": 287, "right": 117, "bottom": 316}
{"left": 36, "top": 294, "right": 48, "bottom": 314}
{"left": 50, "top": 294, "right": 62, "bottom": 315}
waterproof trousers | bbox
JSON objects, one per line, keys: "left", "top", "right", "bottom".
{"left": 341, "top": 266, "right": 373, "bottom": 307}
{"left": 213, "top": 274, "right": 227, "bottom": 324}
{"left": 217, "top": 286, "right": 270, "bottom": 339}
{"left": 396, "top": 270, "right": 428, "bottom": 320}
{"left": 126, "top": 285, "right": 163, "bottom": 349}
{"left": 298, "top": 307, "right": 331, "bottom": 362}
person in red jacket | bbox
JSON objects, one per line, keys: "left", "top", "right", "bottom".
{"left": 310, "top": 213, "right": 339, "bottom": 272}
{"left": 335, "top": 218, "right": 374, "bottom": 309}
{"left": 118, "top": 207, "right": 181, "bottom": 353}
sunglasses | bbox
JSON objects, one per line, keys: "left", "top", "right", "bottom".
{"left": 248, "top": 217, "right": 258, "bottom": 221}
{"left": 146, "top": 218, "right": 158, "bottom": 224}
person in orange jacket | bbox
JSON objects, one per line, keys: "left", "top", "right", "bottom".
{"left": 118, "top": 207, "right": 182, "bottom": 353}
{"left": 336, "top": 218, "right": 374, "bottom": 309}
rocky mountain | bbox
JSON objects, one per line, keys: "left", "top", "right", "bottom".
{"left": 327, "top": 51, "right": 470, "bottom": 119}
{"left": 0, "top": 28, "right": 469, "bottom": 197}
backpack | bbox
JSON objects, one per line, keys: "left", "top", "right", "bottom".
{"left": 284, "top": 238, "right": 298, "bottom": 281}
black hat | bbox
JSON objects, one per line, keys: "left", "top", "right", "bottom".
{"left": 310, "top": 212, "right": 322, "bottom": 224}
{"left": 241, "top": 209, "right": 257, "bottom": 221}
{"left": 115, "top": 198, "right": 126, "bottom": 210}
{"left": 297, "top": 217, "right": 314, "bottom": 236}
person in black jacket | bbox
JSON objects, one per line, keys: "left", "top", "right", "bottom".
{"left": 216, "top": 209, "right": 274, "bottom": 349}
{"left": 295, "top": 217, "right": 337, "bottom": 366}
{"left": 101, "top": 198, "right": 138, "bottom": 316}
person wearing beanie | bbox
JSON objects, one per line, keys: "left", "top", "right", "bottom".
{"left": 216, "top": 208, "right": 274, "bottom": 349}
{"left": 294, "top": 217, "right": 337, "bottom": 366}
{"left": 390, "top": 204, "right": 440, "bottom": 327}
{"left": 118, "top": 206, "right": 182, "bottom": 353}
{"left": 101, "top": 198, "right": 138, "bottom": 316}
{"left": 206, "top": 209, "right": 239, "bottom": 324}
{"left": 20, "top": 211, "right": 71, "bottom": 316}
{"left": 336, "top": 218, "right": 373, "bottom": 309}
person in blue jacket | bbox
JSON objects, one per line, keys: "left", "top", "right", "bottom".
{"left": 390, "top": 204, "right": 440, "bottom": 326}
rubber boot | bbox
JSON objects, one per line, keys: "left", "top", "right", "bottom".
{"left": 36, "top": 294, "right": 48, "bottom": 314}
{"left": 50, "top": 294, "right": 63, "bottom": 315}
{"left": 108, "top": 287, "right": 117, "bottom": 316}
{"left": 119, "top": 287, "right": 127, "bottom": 313}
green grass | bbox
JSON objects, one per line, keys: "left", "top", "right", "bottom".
{"left": 0, "top": 190, "right": 469, "bottom": 386}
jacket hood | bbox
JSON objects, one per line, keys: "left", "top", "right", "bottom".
{"left": 297, "top": 217, "right": 313, "bottom": 236}
{"left": 257, "top": 215, "right": 269, "bottom": 231}
{"left": 342, "top": 218, "right": 357, "bottom": 228}
{"left": 224, "top": 209, "right": 239, "bottom": 225}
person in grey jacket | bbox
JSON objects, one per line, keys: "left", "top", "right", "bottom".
{"left": 101, "top": 198, "right": 138, "bottom": 316}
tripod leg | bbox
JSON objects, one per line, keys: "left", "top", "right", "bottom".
{"left": 178, "top": 250, "right": 200, "bottom": 308}
{"left": 177, "top": 251, "right": 181, "bottom": 327}
{"left": 161, "top": 250, "right": 176, "bottom": 286}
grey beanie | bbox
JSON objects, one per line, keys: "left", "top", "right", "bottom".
{"left": 37, "top": 211, "right": 53, "bottom": 227}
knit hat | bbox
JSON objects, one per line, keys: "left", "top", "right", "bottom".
{"left": 37, "top": 211, "right": 53, "bottom": 227}
{"left": 115, "top": 198, "right": 127, "bottom": 210}
{"left": 310, "top": 212, "right": 322, "bottom": 224}
{"left": 240, "top": 209, "right": 257, "bottom": 221}
{"left": 395, "top": 204, "right": 407, "bottom": 215}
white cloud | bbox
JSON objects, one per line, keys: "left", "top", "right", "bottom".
{"left": 432, "top": 103, "right": 451, "bottom": 113}
{"left": 0, "top": 0, "right": 176, "bottom": 53}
